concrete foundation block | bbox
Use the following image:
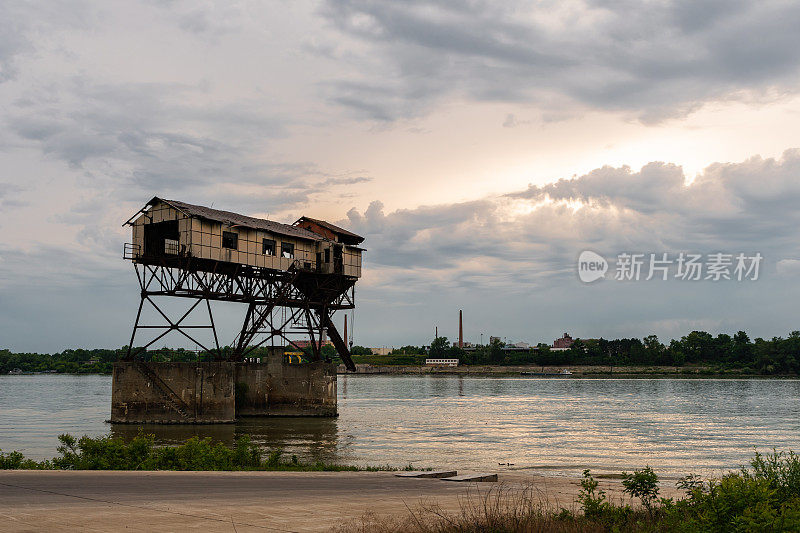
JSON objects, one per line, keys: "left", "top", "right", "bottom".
{"left": 111, "top": 361, "right": 236, "bottom": 424}
{"left": 111, "top": 354, "right": 338, "bottom": 424}
{"left": 235, "top": 358, "right": 337, "bottom": 417}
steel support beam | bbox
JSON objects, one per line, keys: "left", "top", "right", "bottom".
{"left": 124, "top": 258, "right": 357, "bottom": 368}
{"left": 323, "top": 314, "right": 355, "bottom": 371}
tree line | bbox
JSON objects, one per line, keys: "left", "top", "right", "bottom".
{"left": 0, "top": 345, "right": 289, "bottom": 374}
{"left": 4, "top": 329, "right": 800, "bottom": 374}
{"left": 351, "top": 330, "right": 800, "bottom": 374}
{"left": 464, "top": 331, "right": 800, "bottom": 374}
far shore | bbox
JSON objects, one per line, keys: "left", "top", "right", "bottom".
{"left": 337, "top": 363, "right": 792, "bottom": 378}
{"left": 3, "top": 365, "right": 792, "bottom": 379}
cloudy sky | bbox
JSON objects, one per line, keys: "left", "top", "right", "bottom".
{"left": 2, "top": 0, "right": 800, "bottom": 352}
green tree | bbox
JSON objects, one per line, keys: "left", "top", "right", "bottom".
{"left": 429, "top": 336, "right": 450, "bottom": 357}
{"left": 320, "top": 344, "right": 337, "bottom": 360}
{"left": 488, "top": 338, "right": 505, "bottom": 363}
{"left": 447, "top": 346, "right": 465, "bottom": 359}
{"left": 681, "top": 330, "right": 714, "bottom": 363}
{"left": 622, "top": 466, "right": 660, "bottom": 513}
{"left": 643, "top": 335, "right": 664, "bottom": 364}
{"left": 349, "top": 345, "right": 372, "bottom": 356}
{"left": 390, "top": 345, "right": 423, "bottom": 355}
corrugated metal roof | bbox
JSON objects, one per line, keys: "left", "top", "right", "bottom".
{"left": 295, "top": 216, "right": 365, "bottom": 244}
{"left": 150, "top": 197, "right": 324, "bottom": 242}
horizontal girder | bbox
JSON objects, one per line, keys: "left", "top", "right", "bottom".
{"left": 134, "top": 260, "right": 355, "bottom": 310}
{"left": 125, "top": 259, "right": 358, "bottom": 371}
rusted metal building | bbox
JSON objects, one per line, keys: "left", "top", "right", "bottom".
{"left": 125, "top": 197, "right": 363, "bottom": 277}
{"left": 113, "top": 197, "right": 365, "bottom": 423}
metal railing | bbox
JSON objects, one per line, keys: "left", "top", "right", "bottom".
{"left": 123, "top": 243, "right": 141, "bottom": 260}
{"left": 124, "top": 241, "right": 181, "bottom": 259}
{"left": 290, "top": 259, "right": 316, "bottom": 272}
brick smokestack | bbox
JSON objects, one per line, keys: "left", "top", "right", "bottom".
{"left": 458, "top": 309, "right": 463, "bottom": 348}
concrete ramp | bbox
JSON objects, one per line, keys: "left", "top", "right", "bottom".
{"left": 441, "top": 473, "right": 498, "bottom": 482}
{"left": 395, "top": 470, "right": 457, "bottom": 478}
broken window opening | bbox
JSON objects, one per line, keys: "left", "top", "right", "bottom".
{"left": 222, "top": 231, "right": 238, "bottom": 250}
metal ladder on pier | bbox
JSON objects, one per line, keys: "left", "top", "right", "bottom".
{"left": 133, "top": 360, "right": 193, "bottom": 421}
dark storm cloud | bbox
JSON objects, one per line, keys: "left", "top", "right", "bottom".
{"left": 320, "top": 0, "right": 800, "bottom": 122}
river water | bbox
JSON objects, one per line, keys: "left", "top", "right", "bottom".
{"left": 1, "top": 374, "right": 798, "bottom": 478}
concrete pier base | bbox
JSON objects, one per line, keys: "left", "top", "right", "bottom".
{"left": 235, "top": 359, "right": 337, "bottom": 417}
{"left": 111, "top": 354, "right": 337, "bottom": 423}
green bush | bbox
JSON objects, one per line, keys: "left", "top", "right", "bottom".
{"left": 622, "top": 465, "right": 660, "bottom": 511}
{"left": 575, "top": 454, "right": 800, "bottom": 532}
{"left": 668, "top": 451, "right": 800, "bottom": 532}
{"left": 677, "top": 474, "right": 781, "bottom": 531}
{"left": 577, "top": 469, "right": 611, "bottom": 518}
{"left": 265, "top": 448, "right": 283, "bottom": 467}
{"left": 51, "top": 433, "right": 274, "bottom": 471}
{"left": 1, "top": 433, "right": 404, "bottom": 472}
{"left": 747, "top": 449, "right": 800, "bottom": 499}
{"left": 0, "top": 449, "right": 44, "bottom": 469}
{"left": 577, "top": 469, "right": 632, "bottom": 524}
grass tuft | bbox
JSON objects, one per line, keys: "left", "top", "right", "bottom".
{"left": 336, "top": 450, "right": 800, "bottom": 532}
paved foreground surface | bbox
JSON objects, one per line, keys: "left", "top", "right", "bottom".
{"left": 0, "top": 470, "right": 652, "bottom": 532}
{"left": 0, "top": 470, "right": 472, "bottom": 532}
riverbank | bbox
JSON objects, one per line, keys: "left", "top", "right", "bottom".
{"left": 337, "top": 363, "right": 786, "bottom": 378}
{"left": 0, "top": 469, "right": 675, "bottom": 532}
